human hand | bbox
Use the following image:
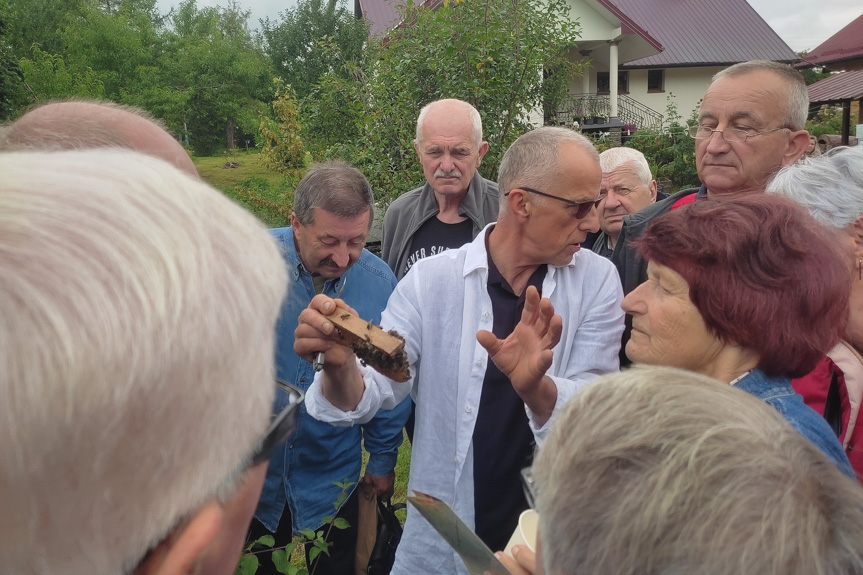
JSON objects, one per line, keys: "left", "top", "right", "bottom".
{"left": 294, "top": 295, "right": 365, "bottom": 410}
{"left": 484, "top": 546, "right": 538, "bottom": 575}
{"left": 476, "top": 286, "right": 561, "bottom": 420}
{"left": 361, "top": 471, "right": 396, "bottom": 501}
{"left": 294, "top": 294, "right": 358, "bottom": 369}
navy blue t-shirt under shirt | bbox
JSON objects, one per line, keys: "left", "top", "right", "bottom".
{"left": 473, "top": 229, "right": 545, "bottom": 551}
{"left": 403, "top": 216, "right": 473, "bottom": 276}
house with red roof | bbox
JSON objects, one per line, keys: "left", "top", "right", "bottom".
{"left": 798, "top": 11, "right": 863, "bottom": 145}
{"left": 355, "top": 0, "right": 797, "bottom": 132}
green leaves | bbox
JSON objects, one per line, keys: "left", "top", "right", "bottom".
{"left": 237, "top": 553, "right": 259, "bottom": 575}
{"left": 295, "top": 0, "right": 583, "bottom": 207}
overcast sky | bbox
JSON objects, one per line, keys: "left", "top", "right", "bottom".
{"left": 155, "top": 0, "right": 861, "bottom": 53}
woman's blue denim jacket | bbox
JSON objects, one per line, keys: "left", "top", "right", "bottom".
{"left": 254, "top": 227, "right": 410, "bottom": 532}
{"left": 737, "top": 368, "right": 854, "bottom": 478}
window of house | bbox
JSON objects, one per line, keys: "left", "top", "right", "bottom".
{"left": 648, "top": 69, "right": 665, "bottom": 93}
{"left": 596, "top": 71, "right": 629, "bottom": 95}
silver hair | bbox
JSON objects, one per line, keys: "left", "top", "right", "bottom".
{"left": 767, "top": 146, "right": 863, "bottom": 230}
{"left": 534, "top": 366, "right": 863, "bottom": 575}
{"left": 599, "top": 147, "right": 653, "bottom": 185}
{"left": 713, "top": 60, "right": 808, "bottom": 130}
{"left": 292, "top": 159, "right": 374, "bottom": 227}
{"left": 497, "top": 126, "right": 599, "bottom": 215}
{"left": 0, "top": 99, "right": 167, "bottom": 150}
{"left": 415, "top": 98, "right": 483, "bottom": 147}
{"left": 0, "top": 149, "right": 287, "bottom": 575}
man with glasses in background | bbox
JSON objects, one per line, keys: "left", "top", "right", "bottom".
{"left": 610, "top": 61, "right": 811, "bottom": 366}
{"left": 612, "top": 60, "right": 811, "bottom": 297}
{"left": 250, "top": 160, "right": 409, "bottom": 575}
{"left": 295, "top": 127, "right": 624, "bottom": 575}
{"left": 591, "top": 147, "right": 659, "bottom": 258}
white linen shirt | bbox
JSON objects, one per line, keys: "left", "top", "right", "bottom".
{"left": 306, "top": 224, "right": 624, "bottom": 575}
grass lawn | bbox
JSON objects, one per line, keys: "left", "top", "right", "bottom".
{"left": 192, "top": 150, "right": 296, "bottom": 228}
{"left": 192, "top": 149, "right": 284, "bottom": 191}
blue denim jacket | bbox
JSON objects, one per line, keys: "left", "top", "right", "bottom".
{"left": 254, "top": 227, "right": 410, "bottom": 532}
{"left": 737, "top": 369, "right": 854, "bottom": 478}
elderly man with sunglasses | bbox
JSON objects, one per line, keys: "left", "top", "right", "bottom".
{"left": 295, "top": 127, "right": 624, "bottom": 575}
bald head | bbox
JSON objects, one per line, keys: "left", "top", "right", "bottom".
{"left": 2, "top": 101, "right": 198, "bottom": 177}
{"left": 415, "top": 98, "right": 483, "bottom": 147}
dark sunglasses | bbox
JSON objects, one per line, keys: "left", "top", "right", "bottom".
{"left": 506, "top": 186, "right": 605, "bottom": 219}
{"left": 249, "top": 379, "right": 304, "bottom": 467}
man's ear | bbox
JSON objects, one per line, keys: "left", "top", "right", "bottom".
{"left": 782, "top": 130, "right": 812, "bottom": 166}
{"left": 134, "top": 502, "right": 224, "bottom": 575}
{"left": 851, "top": 215, "right": 863, "bottom": 258}
{"left": 290, "top": 212, "right": 300, "bottom": 229}
{"left": 648, "top": 180, "right": 658, "bottom": 202}
{"left": 476, "top": 141, "right": 490, "bottom": 165}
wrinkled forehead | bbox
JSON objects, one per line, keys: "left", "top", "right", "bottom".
{"left": 699, "top": 72, "right": 788, "bottom": 126}
{"left": 602, "top": 164, "right": 651, "bottom": 188}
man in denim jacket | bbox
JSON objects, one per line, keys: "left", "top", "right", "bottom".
{"left": 250, "top": 161, "right": 410, "bottom": 575}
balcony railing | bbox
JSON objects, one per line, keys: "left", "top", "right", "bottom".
{"left": 547, "top": 93, "right": 664, "bottom": 132}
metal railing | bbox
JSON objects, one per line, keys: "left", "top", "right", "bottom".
{"left": 547, "top": 93, "right": 663, "bottom": 132}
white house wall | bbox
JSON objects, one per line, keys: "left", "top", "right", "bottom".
{"left": 565, "top": 64, "right": 726, "bottom": 126}
{"left": 626, "top": 66, "right": 724, "bottom": 123}
{"left": 567, "top": 0, "right": 619, "bottom": 41}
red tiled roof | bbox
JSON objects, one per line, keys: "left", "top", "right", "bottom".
{"left": 807, "top": 69, "right": 863, "bottom": 104}
{"left": 608, "top": 0, "right": 798, "bottom": 67}
{"left": 355, "top": 0, "right": 798, "bottom": 67}
{"left": 802, "top": 12, "right": 863, "bottom": 68}
{"left": 356, "top": 0, "right": 405, "bottom": 37}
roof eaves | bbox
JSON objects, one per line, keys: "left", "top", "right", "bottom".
{"left": 596, "top": 0, "right": 663, "bottom": 52}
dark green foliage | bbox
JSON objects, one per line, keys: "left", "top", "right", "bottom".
{"left": 300, "top": 0, "right": 582, "bottom": 207}
{"left": 261, "top": 0, "right": 368, "bottom": 100}
{"left": 625, "top": 94, "right": 700, "bottom": 192}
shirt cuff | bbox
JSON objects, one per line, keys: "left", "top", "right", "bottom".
{"left": 305, "top": 366, "right": 381, "bottom": 426}
{"left": 365, "top": 452, "right": 399, "bottom": 477}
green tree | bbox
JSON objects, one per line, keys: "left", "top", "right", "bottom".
{"left": 260, "top": 79, "right": 306, "bottom": 173}
{"left": 261, "top": 0, "right": 368, "bottom": 100}
{"left": 304, "top": 0, "right": 582, "bottom": 206}
{"left": 145, "top": 0, "right": 273, "bottom": 155}
{"left": 797, "top": 51, "right": 831, "bottom": 86}
{"left": 625, "top": 93, "right": 699, "bottom": 192}
{"left": 18, "top": 46, "right": 105, "bottom": 101}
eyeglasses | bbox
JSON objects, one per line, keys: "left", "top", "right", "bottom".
{"left": 505, "top": 186, "right": 605, "bottom": 219}
{"left": 687, "top": 124, "right": 790, "bottom": 143}
{"left": 249, "top": 379, "right": 304, "bottom": 467}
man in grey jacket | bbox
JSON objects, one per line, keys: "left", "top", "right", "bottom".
{"left": 382, "top": 98, "right": 499, "bottom": 279}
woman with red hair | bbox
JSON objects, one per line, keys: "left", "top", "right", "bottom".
{"left": 621, "top": 193, "right": 853, "bottom": 476}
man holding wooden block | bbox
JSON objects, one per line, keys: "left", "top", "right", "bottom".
{"left": 295, "top": 128, "right": 625, "bottom": 575}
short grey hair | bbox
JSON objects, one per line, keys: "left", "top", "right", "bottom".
{"left": 0, "top": 149, "right": 287, "bottom": 575}
{"left": 534, "top": 366, "right": 863, "bottom": 575}
{"left": 0, "top": 99, "right": 167, "bottom": 150}
{"left": 767, "top": 146, "right": 863, "bottom": 229}
{"left": 415, "top": 98, "right": 483, "bottom": 147}
{"left": 599, "top": 147, "right": 653, "bottom": 185}
{"left": 497, "top": 127, "right": 599, "bottom": 215}
{"left": 292, "top": 159, "right": 374, "bottom": 227}
{"left": 713, "top": 60, "right": 808, "bottom": 130}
